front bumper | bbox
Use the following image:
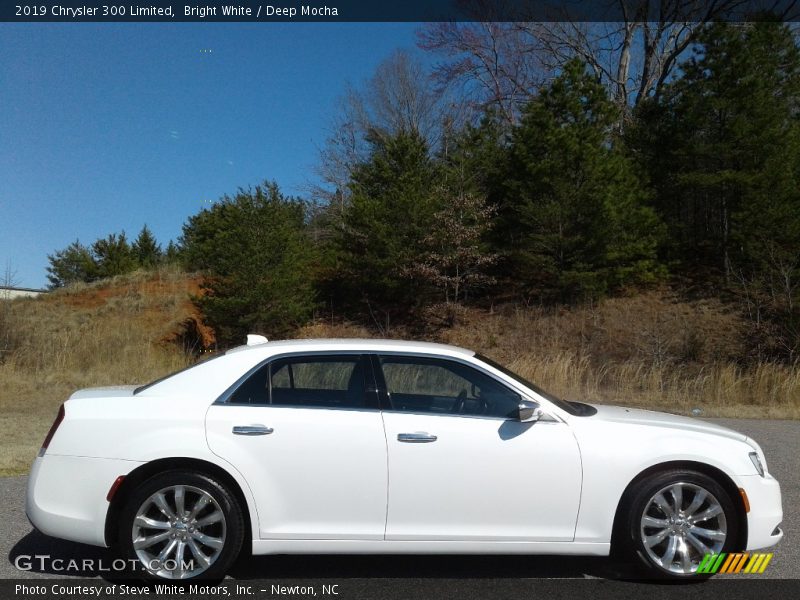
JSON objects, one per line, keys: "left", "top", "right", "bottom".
{"left": 740, "top": 473, "right": 783, "bottom": 550}
{"left": 26, "top": 454, "right": 143, "bottom": 547}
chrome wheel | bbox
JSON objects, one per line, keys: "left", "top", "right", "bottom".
{"left": 132, "top": 484, "right": 226, "bottom": 579}
{"left": 640, "top": 482, "right": 727, "bottom": 575}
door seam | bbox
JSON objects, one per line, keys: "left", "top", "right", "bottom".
{"left": 380, "top": 411, "right": 390, "bottom": 540}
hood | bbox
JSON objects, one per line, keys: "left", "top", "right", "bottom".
{"left": 588, "top": 404, "right": 748, "bottom": 443}
{"left": 69, "top": 385, "right": 139, "bottom": 400}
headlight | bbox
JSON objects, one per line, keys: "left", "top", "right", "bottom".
{"left": 749, "top": 451, "right": 765, "bottom": 477}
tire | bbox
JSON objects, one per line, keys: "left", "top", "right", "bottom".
{"left": 621, "top": 469, "right": 740, "bottom": 580}
{"left": 117, "top": 470, "right": 244, "bottom": 581}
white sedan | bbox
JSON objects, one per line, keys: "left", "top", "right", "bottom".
{"left": 26, "top": 338, "right": 783, "bottom": 581}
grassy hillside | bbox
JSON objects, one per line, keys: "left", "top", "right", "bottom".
{"left": 300, "top": 294, "right": 800, "bottom": 421}
{"left": 437, "top": 296, "right": 800, "bottom": 420}
{"left": 0, "top": 267, "right": 201, "bottom": 474}
{"left": 1, "top": 271, "right": 798, "bottom": 475}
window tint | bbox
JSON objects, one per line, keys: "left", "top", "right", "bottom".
{"left": 229, "top": 355, "right": 370, "bottom": 409}
{"left": 228, "top": 363, "right": 270, "bottom": 405}
{"left": 271, "top": 360, "right": 353, "bottom": 391}
{"left": 379, "top": 356, "right": 521, "bottom": 418}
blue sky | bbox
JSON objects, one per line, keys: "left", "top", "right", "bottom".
{"left": 0, "top": 23, "right": 420, "bottom": 288}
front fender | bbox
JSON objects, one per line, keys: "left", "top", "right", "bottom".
{"left": 570, "top": 420, "right": 755, "bottom": 543}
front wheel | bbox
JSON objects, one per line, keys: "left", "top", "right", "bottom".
{"left": 117, "top": 470, "right": 244, "bottom": 581}
{"left": 623, "top": 470, "right": 740, "bottom": 579}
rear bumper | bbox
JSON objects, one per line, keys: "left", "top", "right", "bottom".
{"left": 740, "top": 473, "right": 783, "bottom": 550}
{"left": 26, "top": 454, "right": 143, "bottom": 547}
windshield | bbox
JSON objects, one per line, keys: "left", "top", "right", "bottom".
{"left": 474, "top": 354, "right": 581, "bottom": 416}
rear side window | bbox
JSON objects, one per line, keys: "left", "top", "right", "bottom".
{"left": 228, "top": 354, "right": 373, "bottom": 409}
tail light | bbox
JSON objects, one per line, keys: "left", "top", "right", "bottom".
{"left": 39, "top": 404, "right": 65, "bottom": 456}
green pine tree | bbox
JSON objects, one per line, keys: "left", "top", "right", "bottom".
{"left": 46, "top": 240, "right": 99, "bottom": 288}
{"left": 632, "top": 19, "right": 800, "bottom": 282}
{"left": 92, "top": 232, "right": 137, "bottom": 279}
{"left": 501, "top": 59, "right": 664, "bottom": 302}
{"left": 333, "top": 130, "right": 440, "bottom": 322}
{"left": 181, "top": 181, "right": 316, "bottom": 345}
{"left": 132, "top": 225, "right": 162, "bottom": 268}
{"left": 163, "top": 240, "right": 182, "bottom": 265}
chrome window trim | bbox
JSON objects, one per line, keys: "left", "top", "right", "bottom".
{"left": 380, "top": 410, "right": 562, "bottom": 424}
{"left": 213, "top": 348, "right": 562, "bottom": 423}
{"left": 215, "top": 403, "right": 382, "bottom": 413}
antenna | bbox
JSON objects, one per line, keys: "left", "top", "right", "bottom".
{"left": 246, "top": 334, "right": 269, "bottom": 346}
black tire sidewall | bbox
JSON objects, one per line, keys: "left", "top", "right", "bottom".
{"left": 626, "top": 469, "right": 740, "bottom": 580}
{"left": 117, "top": 470, "right": 244, "bottom": 582}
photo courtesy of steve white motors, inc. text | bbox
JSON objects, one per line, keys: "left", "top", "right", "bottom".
{"left": 43, "top": 4, "right": 341, "bottom": 18}
{"left": 15, "top": 583, "right": 339, "bottom": 596}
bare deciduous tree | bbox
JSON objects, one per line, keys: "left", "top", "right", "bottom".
{"left": 418, "top": 0, "right": 780, "bottom": 123}
{"left": 528, "top": 0, "right": 749, "bottom": 112}
{"left": 405, "top": 190, "right": 498, "bottom": 305}
{"left": 312, "top": 49, "right": 460, "bottom": 210}
{"left": 0, "top": 261, "right": 20, "bottom": 361}
{"left": 419, "top": 19, "right": 549, "bottom": 126}
{"left": 0, "top": 261, "right": 19, "bottom": 298}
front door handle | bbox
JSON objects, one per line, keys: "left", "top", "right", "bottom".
{"left": 397, "top": 432, "right": 437, "bottom": 443}
{"left": 232, "top": 424, "right": 274, "bottom": 436}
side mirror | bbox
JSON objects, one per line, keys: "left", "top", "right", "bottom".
{"left": 517, "top": 400, "right": 543, "bottom": 423}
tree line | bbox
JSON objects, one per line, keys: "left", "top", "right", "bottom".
{"left": 47, "top": 19, "right": 800, "bottom": 360}
{"left": 47, "top": 226, "right": 180, "bottom": 287}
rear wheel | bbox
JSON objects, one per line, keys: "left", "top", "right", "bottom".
{"left": 623, "top": 470, "right": 739, "bottom": 579}
{"left": 118, "top": 470, "right": 244, "bottom": 581}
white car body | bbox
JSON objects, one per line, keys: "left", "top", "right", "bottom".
{"left": 26, "top": 338, "right": 783, "bottom": 576}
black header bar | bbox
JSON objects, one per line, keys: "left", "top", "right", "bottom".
{"left": 3, "top": 1, "right": 800, "bottom": 23}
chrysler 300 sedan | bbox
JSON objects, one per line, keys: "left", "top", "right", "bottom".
{"left": 27, "top": 337, "right": 783, "bottom": 581}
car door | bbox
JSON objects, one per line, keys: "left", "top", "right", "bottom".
{"left": 205, "top": 353, "right": 388, "bottom": 540}
{"left": 376, "top": 354, "right": 582, "bottom": 542}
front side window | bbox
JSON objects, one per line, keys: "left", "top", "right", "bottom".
{"left": 228, "top": 354, "right": 371, "bottom": 409}
{"left": 474, "top": 353, "right": 581, "bottom": 416}
{"left": 378, "top": 355, "right": 521, "bottom": 418}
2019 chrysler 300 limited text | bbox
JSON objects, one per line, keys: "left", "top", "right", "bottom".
{"left": 26, "top": 337, "right": 783, "bottom": 581}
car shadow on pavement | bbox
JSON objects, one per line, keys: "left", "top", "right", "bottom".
{"left": 9, "top": 530, "right": 639, "bottom": 581}
{"left": 229, "top": 551, "right": 636, "bottom": 580}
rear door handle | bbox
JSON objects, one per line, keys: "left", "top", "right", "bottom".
{"left": 232, "top": 424, "right": 273, "bottom": 436}
{"left": 397, "top": 432, "right": 437, "bottom": 443}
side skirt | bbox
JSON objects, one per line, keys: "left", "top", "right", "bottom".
{"left": 252, "top": 540, "right": 610, "bottom": 556}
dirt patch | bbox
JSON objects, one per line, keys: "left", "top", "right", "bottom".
{"left": 44, "top": 271, "right": 215, "bottom": 350}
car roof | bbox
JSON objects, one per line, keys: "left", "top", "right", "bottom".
{"left": 225, "top": 337, "right": 475, "bottom": 358}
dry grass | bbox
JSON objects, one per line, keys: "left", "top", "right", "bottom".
{"left": 0, "top": 267, "right": 197, "bottom": 475}
{"left": 499, "top": 353, "right": 800, "bottom": 419}
{"left": 435, "top": 293, "right": 800, "bottom": 419}
{"left": 302, "top": 291, "right": 800, "bottom": 420}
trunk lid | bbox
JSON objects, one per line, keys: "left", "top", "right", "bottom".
{"left": 68, "top": 385, "right": 139, "bottom": 400}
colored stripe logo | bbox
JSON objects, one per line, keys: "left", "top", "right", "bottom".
{"left": 697, "top": 553, "right": 773, "bottom": 574}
